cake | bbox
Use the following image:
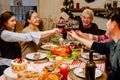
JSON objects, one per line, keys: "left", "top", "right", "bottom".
{"left": 11, "top": 58, "right": 27, "bottom": 73}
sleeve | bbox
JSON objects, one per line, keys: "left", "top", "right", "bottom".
{"left": 99, "top": 34, "right": 112, "bottom": 42}
{"left": 85, "top": 32, "right": 112, "bottom": 42}
{"left": 1, "top": 30, "right": 42, "bottom": 45}
{"left": 87, "top": 33, "right": 99, "bottom": 42}
{"left": 91, "top": 42, "right": 110, "bottom": 54}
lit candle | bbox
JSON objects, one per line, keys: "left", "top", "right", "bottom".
{"left": 60, "top": 64, "right": 68, "bottom": 80}
{"left": 55, "top": 56, "right": 63, "bottom": 64}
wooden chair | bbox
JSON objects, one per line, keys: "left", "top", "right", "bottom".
{"left": 15, "top": 20, "right": 24, "bottom": 32}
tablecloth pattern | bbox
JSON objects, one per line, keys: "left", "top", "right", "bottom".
{"left": 0, "top": 59, "right": 105, "bottom": 80}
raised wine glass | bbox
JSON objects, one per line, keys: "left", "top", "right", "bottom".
{"left": 66, "top": 19, "right": 79, "bottom": 31}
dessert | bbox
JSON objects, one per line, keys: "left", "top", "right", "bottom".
{"left": 33, "top": 53, "right": 40, "bottom": 60}
{"left": 18, "top": 71, "right": 41, "bottom": 80}
{"left": 11, "top": 58, "right": 27, "bottom": 73}
{"left": 17, "top": 68, "right": 62, "bottom": 80}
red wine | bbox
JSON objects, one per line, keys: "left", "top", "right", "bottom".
{"left": 66, "top": 27, "right": 72, "bottom": 31}
{"left": 72, "top": 27, "right": 79, "bottom": 30}
{"left": 85, "top": 50, "right": 96, "bottom": 80}
{"left": 56, "top": 24, "right": 65, "bottom": 28}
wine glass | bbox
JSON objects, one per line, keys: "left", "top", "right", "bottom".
{"left": 66, "top": 19, "right": 79, "bottom": 31}
{"left": 72, "top": 20, "right": 79, "bottom": 31}
{"left": 56, "top": 23, "right": 65, "bottom": 29}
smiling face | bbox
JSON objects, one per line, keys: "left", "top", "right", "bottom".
{"left": 27, "top": 12, "right": 40, "bottom": 26}
{"left": 81, "top": 13, "right": 93, "bottom": 28}
{"left": 4, "top": 16, "right": 16, "bottom": 31}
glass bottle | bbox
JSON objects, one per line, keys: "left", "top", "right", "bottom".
{"left": 69, "top": 0, "right": 74, "bottom": 8}
{"left": 85, "top": 50, "right": 96, "bottom": 80}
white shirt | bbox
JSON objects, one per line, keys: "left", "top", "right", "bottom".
{"left": 0, "top": 30, "right": 42, "bottom": 45}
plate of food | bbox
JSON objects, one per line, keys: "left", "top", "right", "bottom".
{"left": 73, "top": 67, "right": 102, "bottom": 78}
{"left": 46, "top": 46, "right": 79, "bottom": 64}
{"left": 4, "top": 66, "right": 35, "bottom": 80}
{"left": 40, "top": 43, "right": 58, "bottom": 50}
{"left": 81, "top": 52, "right": 102, "bottom": 60}
{"left": 25, "top": 52, "right": 47, "bottom": 60}
{"left": 4, "top": 67, "right": 17, "bottom": 80}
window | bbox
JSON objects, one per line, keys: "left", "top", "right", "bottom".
{"left": 10, "top": 0, "right": 38, "bottom": 20}
{"left": 11, "top": 6, "right": 37, "bottom": 20}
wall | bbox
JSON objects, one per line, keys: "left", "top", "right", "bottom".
{"left": 0, "top": 0, "right": 10, "bottom": 14}
{"left": 38, "top": 0, "right": 120, "bottom": 30}
{"left": 39, "top": 0, "right": 63, "bottom": 22}
{"left": 1, "top": 0, "right": 120, "bottom": 30}
{"left": 39, "top": 0, "right": 109, "bottom": 30}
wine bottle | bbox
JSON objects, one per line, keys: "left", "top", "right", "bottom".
{"left": 69, "top": 0, "right": 74, "bottom": 8}
{"left": 85, "top": 50, "right": 96, "bottom": 80}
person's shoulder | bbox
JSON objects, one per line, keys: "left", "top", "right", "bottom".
{"left": 91, "top": 23, "right": 98, "bottom": 28}
{"left": 22, "top": 27, "right": 32, "bottom": 33}
{"left": 0, "top": 28, "right": 6, "bottom": 35}
{"left": 91, "top": 23, "right": 98, "bottom": 26}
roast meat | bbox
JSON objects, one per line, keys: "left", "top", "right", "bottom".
{"left": 51, "top": 46, "right": 71, "bottom": 57}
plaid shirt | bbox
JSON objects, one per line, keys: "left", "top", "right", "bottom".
{"left": 85, "top": 33, "right": 112, "bottom": 42}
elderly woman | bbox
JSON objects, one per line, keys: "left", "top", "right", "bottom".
{"left": 79, "top": 9, "right": 100, "bottom": 35}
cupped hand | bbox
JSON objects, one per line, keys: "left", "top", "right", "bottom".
{"left": 67, "top": 30, "right": 79, "bottom": 40}
{"left": 54, "top": 28, "right": 63, "bottom": 34}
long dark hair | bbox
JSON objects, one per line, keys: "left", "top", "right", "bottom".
{"left": 24, "top": 10, "right": 36, "bottom": 27}
{"left": 0, "top": 11, "right": 14, "bottom": 29}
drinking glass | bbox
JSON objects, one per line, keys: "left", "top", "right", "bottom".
{"left": 66, "top": 19, "right": 79, "bottom": 31}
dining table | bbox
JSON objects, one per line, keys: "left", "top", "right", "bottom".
{"left": 0, "top": 42, "right": 107, "bottom": 80}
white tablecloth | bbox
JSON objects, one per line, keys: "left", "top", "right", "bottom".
{"left": 0, "top": 59, "right": 105, "bottom": 80}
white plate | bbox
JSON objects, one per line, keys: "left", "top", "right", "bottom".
{"left": 81, "top": 52, "right": 101, "bottom": 60}
{"left": 4, "top": 67, "right": 17, "bottom": 80}
{"left": 4, "top": 66, "right": 35, "bottom": 80}
{"left": 25, "top": 52, "right": 47, "bottom": 60}
{"left": 40, "top": 44, "right": 57, "bottom": 50}
{"left": 73, "top": 67, "right": 102, "bottom": 78}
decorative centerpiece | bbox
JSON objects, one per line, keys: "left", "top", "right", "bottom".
{"left": 11, "top": 58, "right": 27, "bottom": 73}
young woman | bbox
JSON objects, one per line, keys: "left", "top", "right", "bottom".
{"left": 0, "top": 11, "right": 62, "bottom": 66}
{"left": 21, "top": 10, "right": 42, "bottom": 57}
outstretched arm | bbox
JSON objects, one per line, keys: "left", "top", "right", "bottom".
{"left": 68, "top": 30, "right": 94, "bottom": 49}
{"left": 40, "top": 28, "right": 62, "bottom": 39}
{"left": 1, "top": 28, "right": 62, "bottom": 45}
{"left": 76, "top": 30, "right": 112, "bottom": 42}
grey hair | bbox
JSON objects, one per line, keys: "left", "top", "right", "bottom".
{"left": 82, "top": 9, "right": 94, "bottom": 18}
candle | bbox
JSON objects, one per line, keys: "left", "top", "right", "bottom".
{"left": 55, "top": 56, "right": 63, "bottom": 64}
{"left": 76, "top": 3, "right": 80, "bottom": 8}
{"left": 60, "top": 64, "right": 68, "bottom": 80}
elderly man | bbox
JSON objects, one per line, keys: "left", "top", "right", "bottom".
{"left": 79, "top": 9, "right": 100, "bottom": 35}
{"left": 68, "top": 11, "right": 120, "bottom": 80}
